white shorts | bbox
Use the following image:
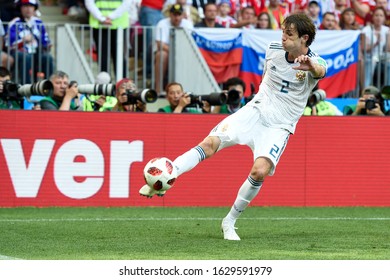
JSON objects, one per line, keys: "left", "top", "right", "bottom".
{"left": 208, "top": 105, "right": 290, "bottom": 175}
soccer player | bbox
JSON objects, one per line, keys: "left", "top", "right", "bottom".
{"left": 139, "top": 13, "right": 327, "bottom": 241}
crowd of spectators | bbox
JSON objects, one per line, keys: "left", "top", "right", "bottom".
{"left": 7, "top": 0, "right": 54, "bottom": 84}
{"left": 142, "top": 0, "right": 390, "bottom": 95}
{"left": 1, "top": 0, "right": 54, "bottom": 84}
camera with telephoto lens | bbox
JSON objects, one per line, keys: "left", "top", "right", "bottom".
{"left": 122, "top": 89, "right": 158, "bottom": 105}
{"left": 188, "top": 92, "right": 227, "bottom": 107}
{"left": 1, "top": 80, "right": 19, "bottom": 100}
{"left": 307, "top": 89, "right": 326, "bottom": 107}
{"left": 1, "top": 80, "right": 53, "bottom": 100}
{"left": 188, "top": 90, "right": 241, "bottom": 107}
{"left": 365, "top": 98, "right": 377, "bottom": 110}
{"left": 18, "top": 80, "right": 54, "bottom": 97}
{"left": 77, "top": 84, "right": 116, "bottom": 96}
{"left": 226, "top": 89, "right": 241, "bottom": 106}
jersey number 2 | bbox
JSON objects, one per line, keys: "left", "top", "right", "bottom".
{"left": 269, "top": 144, "right": 280, "bottom": 159}
{"left": 280, "top": 80, "right": 289, "bottom": 94}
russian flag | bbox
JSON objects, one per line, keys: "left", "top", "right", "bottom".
{"left": 192, "top": 28, "right": 243, "bottom": 83}
{"left": 312, "top": 30, "right": 360, "bottom": 98}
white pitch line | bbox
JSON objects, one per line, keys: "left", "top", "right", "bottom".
{"left": 0, "top": 217, "right": 389, "bottom": 222}
{"left": 0, "top": 254, "right": 21, "bottom": 260}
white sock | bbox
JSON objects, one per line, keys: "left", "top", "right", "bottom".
{"left": 225, "top": 176, "right": 263, "bottom": 224}
{"left": 173, "top": 146, "right": 206, "bottom": 176}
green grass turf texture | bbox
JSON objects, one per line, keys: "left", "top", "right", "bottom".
{"left": 0, "top": 207, "right": 389, "bottom": 260}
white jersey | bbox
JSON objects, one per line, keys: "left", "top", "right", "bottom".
{"left": 248, "top": 41, "right": 327, "bottom": 134}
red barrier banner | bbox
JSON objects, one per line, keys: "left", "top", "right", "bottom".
{"left": 1, "top": 110, "right": 390, "bottom": 207}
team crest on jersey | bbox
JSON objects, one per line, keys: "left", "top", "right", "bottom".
{"left": 221, "top": 123, "right": 229, "bottom": 132}
{"left": 296, "top": 70, "right": 306, "bottom": 81}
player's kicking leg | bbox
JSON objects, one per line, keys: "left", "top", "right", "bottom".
{"left": 138, "top": 146, "right": 206, "bottom": 198}
{"left": 139, "top": 185, "right": 166, "bottom": 198}
{"left": 139, "top": 137, "right": 220, "bottom": 198}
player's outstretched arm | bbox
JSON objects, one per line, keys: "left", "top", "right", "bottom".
{"left": 292, "top": 55, "right": 326, "bottom": 79}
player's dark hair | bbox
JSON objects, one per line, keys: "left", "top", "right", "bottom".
{"left": 283, "top": 13, "right": 316, "bottom": 47}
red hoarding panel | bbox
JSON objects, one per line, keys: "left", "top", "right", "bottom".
{"left": 0, "top": 110, "right": 389, "bottom": 207}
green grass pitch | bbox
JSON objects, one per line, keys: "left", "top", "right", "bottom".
{"left": 0, "top": 207, "right": 389, "bottom": 260}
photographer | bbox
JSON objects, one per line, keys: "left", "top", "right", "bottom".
{"left": 39, "top": 71, "right": 81, "bottom": 111}
{"left": 303, "top": 88, "right": 342, "bottom": 116}
{"left": 213, "top": 77, "right": 247, "bottom": 114}
{"left": 82, "top": 72, "right": 117, "bottom": 112}
{"left": 350, "top": 86, "right": 386, "bottom": 116}
{"left": 111, "top": 78, "right": 150, "bottom": 112}
{"left": 0, "top": 67, "right": 21, "bottom": 109}
{"left": 158, "top": 82, "right": 209, "bottom": 113}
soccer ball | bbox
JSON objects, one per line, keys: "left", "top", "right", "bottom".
{"left": 143, "top": 157, "right": 177, "bottom": 191}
